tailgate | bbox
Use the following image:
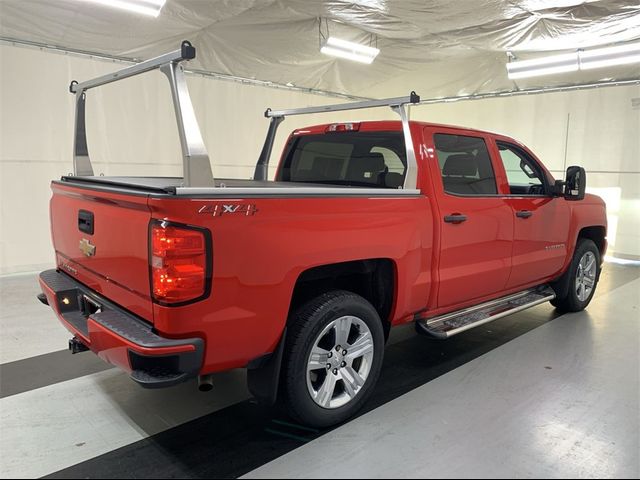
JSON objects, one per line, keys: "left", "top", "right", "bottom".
{"left": 50, "top": 182, "right": 154, "bottom": 322}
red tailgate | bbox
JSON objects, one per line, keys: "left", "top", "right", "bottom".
{"left": 50, "top": 182, "right": 154, "bottom": 322}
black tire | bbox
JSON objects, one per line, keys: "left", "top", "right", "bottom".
{"left": 282, "top": 290, "right": 385, "bottom": 428}
{"left": 551, "top": 238, "right": 601, "bottom": 312}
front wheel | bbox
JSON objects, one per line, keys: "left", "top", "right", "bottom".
{"left": 282, "top": 290, "right": 385, "bottom": 428}
{"left": 551, "top": 238, "right": 601, "bottom": 312}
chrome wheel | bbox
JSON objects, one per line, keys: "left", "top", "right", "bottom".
{"left": 576, "top": 251, "right": 597, "bottom": 302}
{"left": 306, "top": 315, "right": 375, "bottom": 410}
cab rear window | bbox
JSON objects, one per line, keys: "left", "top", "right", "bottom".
{"left": 278, "top": 132, "right": 407, "bottom": 188}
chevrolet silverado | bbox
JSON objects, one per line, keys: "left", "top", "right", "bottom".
{"left": 38, "top": 42, "right": 607, "bottom": 427}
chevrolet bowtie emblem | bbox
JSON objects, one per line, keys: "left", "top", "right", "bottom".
{"left": 79, "top": 238, "right": 96, "bottom": 257}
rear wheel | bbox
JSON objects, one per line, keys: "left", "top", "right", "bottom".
{"left": 283, "top": 290, "right": 385, "bottom": 428}
{"left": 551, "top": 239, "right": 601, "bottom": 312}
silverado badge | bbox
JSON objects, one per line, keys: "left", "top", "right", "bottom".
{"left": 79, "top": 238, "right": 96, "bottom": 257}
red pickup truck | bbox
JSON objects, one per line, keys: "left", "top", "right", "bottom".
{"left": 38, "top": 43, "right": 606, "bottom": 427}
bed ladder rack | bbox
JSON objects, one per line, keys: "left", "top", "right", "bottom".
{"left": 69, "top": 40, "right": 214, "bottom": 188}
{"left": 255, "top": 92, "right": 421, "bottom": 190}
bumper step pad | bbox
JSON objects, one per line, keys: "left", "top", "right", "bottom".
{"left": 131, "top": 369, "right": 188, "bottom": 388}
{"left": 417, "top": 286, "right": 555, "bottom": 339}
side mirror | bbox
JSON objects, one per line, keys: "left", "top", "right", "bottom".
{"left": 564, "top": 165, "right": 586, "bottom": 201}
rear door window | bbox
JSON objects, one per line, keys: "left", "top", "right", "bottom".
{"left": 433, "top": 133, "right": 497, "bottom": 195}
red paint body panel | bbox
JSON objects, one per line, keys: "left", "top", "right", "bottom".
{"left": 44, "top": 120, "right": 607, "bottom": 378}
{"left": 149, "top": 194, "right": 432, "bottom": 372}
{"left": 502, "top": 197, "right": 570, "bottom": 288}
{"left": 50, "top": 184, "right": 153, "bottom": 321}
{"left": 422, "top": 126, "right": 515, "bottom": 308}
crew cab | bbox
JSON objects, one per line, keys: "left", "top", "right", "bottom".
{"left": 38, "top": 42, "right": 607, "bottom": 427}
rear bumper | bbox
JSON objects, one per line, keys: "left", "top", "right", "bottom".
{"left": 38, "top": 269, "right": 204, "bottom": 388}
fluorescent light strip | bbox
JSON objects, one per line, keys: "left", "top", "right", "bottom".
{"left": 80, "top": 0, "right": 166, "bottom": 17}
{"left": 321, "top": 37, "right": 380, "bottom": 64}
{"left": 507, "top": 42, "right": 640, "bottom": 79}
{"left": 507, "top": 52, "right": 578, "bottom": 79}
{"left": 320, "top": 46, "right": 377, "bottom": 64}
{"left": 325, "top": 37, "right": 380, "bottom": 57}
{"left": 579, "top": 43, "right": 640, "bottom": 70}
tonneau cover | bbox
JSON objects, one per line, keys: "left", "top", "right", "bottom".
{"left": 59, "top": 176, "right": 354, "bottom": 194}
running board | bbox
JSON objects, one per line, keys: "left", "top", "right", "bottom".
{"left": 416, "top": 287, "right": 555, "bottom": 339}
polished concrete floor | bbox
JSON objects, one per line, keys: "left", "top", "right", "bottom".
{"left": 0, "top": 262, "right": 638, "bottom": 479}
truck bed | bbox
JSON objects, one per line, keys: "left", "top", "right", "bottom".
{"left": 59, "top": 176, "right": 420, "bottom": 197}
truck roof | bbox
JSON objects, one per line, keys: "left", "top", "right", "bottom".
{"left": 292, "top": 120, "right": 512, "bottom": 141}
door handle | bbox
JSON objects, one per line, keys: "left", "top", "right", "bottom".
{"left": 78, "top": 210, "right": 94, "bottom": 234}
{"left": 516, "top": 210, "right": 533, "bottom": 219}
{"left": 444, "top": 214, "right": 467, "bottom": 224}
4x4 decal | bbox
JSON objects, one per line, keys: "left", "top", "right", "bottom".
{"left": 198, "top": 204, "right": 258, "bottom": 217}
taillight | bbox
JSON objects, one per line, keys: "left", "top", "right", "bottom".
{"left": 325, "top": 122, "right": 360, "bottom": 133}
{"left": 150, "top": 221, "right": 211, "bottom": 305}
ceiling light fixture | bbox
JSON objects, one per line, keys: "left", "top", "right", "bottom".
{"left": 579, "top": 42, "right": 640, "bottom": 70}
{"left": 79, "top": 0, "right": 167, "bottom": 17}
{"left": 321, "top": 37, "right": 380, "bottom": 64}
{"left": 317, "top": 18, "right": 380, "bottom": 65}
{"left": 507, "top": 42, "right": 640, "bottom": 79}
{"left": 506, "top": 52, "right": 579, "bottom": 79}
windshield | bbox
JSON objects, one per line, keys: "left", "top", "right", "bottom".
{"left": 278, "top": 132, "right": 407, "bottom": 188}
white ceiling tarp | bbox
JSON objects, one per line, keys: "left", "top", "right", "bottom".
{"left": 1, "top": 0, "right": 639, "bottom": 98}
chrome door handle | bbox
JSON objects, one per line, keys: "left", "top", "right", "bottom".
{"left": 516, "top": 210, "right": 533, "bottom": 219}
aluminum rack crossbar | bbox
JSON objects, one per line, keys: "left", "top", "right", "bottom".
{"left": 255, "top": 91, "right": 421, "bottom": 190}
{"left": 69, "top": 40, "right": 214, "bottom": 188}
{"left": 265, "top": 92, "right": 420, "bottom": 118}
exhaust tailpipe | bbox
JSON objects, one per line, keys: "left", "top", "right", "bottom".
{"left": 198, "top": 374, "right": 214, "bottom": 392}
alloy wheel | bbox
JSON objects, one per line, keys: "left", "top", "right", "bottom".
{"left": 306, "top": 315, "right": 375, "bottom": 409}
{"left": 575, "top": 251, "right": 597, "bottom": 302}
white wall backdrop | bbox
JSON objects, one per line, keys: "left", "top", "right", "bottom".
{"left": 1, "top": 43, "right": 638, "bottom": 274}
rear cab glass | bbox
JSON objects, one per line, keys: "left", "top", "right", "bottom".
{"left": 278, "top": 132, "right": 407, "bottom": 188}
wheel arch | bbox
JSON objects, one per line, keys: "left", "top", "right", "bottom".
{"left": 551, "top": 224, "right": 606, "bottom": 300}
{"left": 577, "top": 225, "right": 607, "bottom": 259}
{"left": 247, "top": 258, "right": 397, "bottom": 406}
{"left": 287, "top": 258, "right": 397, "bottom": 339}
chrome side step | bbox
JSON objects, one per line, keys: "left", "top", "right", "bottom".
{"left": 416, "top": 286, "right": 555, "bottom": 339}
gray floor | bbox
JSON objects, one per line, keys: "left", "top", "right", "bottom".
{"left": 245, "top": 276, "right": 640, "bottom": 479}
{"left": 0, "top": 273, "right": 71, "bottom": 364}
{"left": 0, "top": 263, "right": 638, "bottom": 478}
{"left": 0, "top": 273, "right": 251, "bottom": 478}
